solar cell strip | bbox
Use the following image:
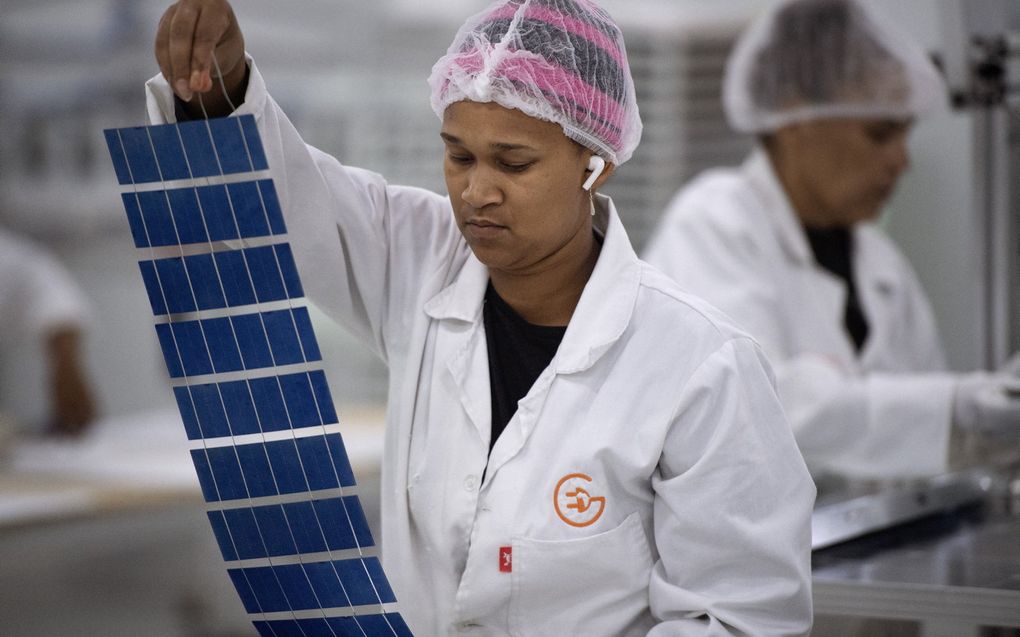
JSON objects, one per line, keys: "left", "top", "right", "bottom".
{"left": 174, "top": 370, "right": 337, "bottom": 440}
{"left": 105, "top": 115, "right": 268, "bottom": 185}
{"left": 228, "top": 557, "right": 396, "bottom": 613}
{"left": 120, "top": 180, "right": 285, "bottom": 248}
{"left": 253, "top": 614, "right": 414, "bottom": 637}
{"left": 190, "top": 433, "right": 357, "bottom": 503}
{"left": 207, "top": 496, "right": 374, "bottom": 561}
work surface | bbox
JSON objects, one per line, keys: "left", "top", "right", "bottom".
{"left": 2, "top": 409, "right": 1019, "bottom": 636}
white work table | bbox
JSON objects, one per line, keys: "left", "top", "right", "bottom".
{"left": 0, "top": 407, "right": 386, "bottom": 637}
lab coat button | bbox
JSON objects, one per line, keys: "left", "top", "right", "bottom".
{"left": 464, "top": 474, "right": 478, "bottom": 491}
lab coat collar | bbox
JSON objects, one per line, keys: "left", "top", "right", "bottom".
{"left": 423, "top": 194, "right": 640, "bottom": 374}
{"left": 743, "top": 148, "right": 817, "bottom": 268}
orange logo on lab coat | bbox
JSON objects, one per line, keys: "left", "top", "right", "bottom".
{"left": 554, "top": 473, "right": 606, "bottom": 527}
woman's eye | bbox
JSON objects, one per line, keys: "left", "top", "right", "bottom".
{"left": 448, "top": 153, "right": 472, "bottom": 165}
{"left": 501, "top": 161, "right": 533, "bottom": 173}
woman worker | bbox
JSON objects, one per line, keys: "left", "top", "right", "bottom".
{"left": 153, "top": 1, "right": 814, "bottom": 634}
{"left": 644, "top": 0, "right": 1020, "bottom": 482}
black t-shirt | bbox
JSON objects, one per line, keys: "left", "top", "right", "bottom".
{"left": 482, "top": 282, "right": 566, "bottom": 452}
{"left": 804, "top": 226, "right": 870, "bottom": 352}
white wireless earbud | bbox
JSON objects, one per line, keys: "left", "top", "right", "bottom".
{"left": 582, "top": 155, "right": 606, "bottom": 191}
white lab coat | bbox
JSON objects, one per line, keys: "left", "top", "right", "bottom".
{"left": 147, "top": 64, "right": 815, "bottom": 636}
{"left": 0, "top": 228, "right": 90, "bottom": 426}
{"left": 644, "top": 149, "right": 956, "bottom": 480}
{"left": 0, "top": 228, "right": 89, "bottom": 346}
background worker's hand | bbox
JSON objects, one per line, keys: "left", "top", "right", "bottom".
{"left": 953, "top": 373, "right": 1020, "bottom": 439}
{"left": 155, "top": 0, "right": 246, "bottom": 119}
{"left": 998, "top": 351, "right": 1020, "bottom": 379}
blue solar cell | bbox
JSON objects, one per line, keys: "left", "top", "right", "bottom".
{"left": 202, "top": 446, "right": 249, "bottom": 501}
{"left": 147, "top": 123, "right": 191, "bottom": 181}
{"left": 305, "top": 561, "right": 350, "bottom": 609}
{"left": 298, "top": 434, "right": 356, "bottom": 491}
{"left": 136, "top": 190, "right": 178, "bottom": 247}
{"left": 308, "top": 370, "right": 338, "bottom": 425}
{"left": 119, "top": 194, "right": 149, "bottom": 248}
{"left": 223, "top": 506, "right": 275, "bottom": 560}
{"left": 196, "top": 184, "right": 239, "bottom": 242}
{"left": 178, "top": 120, "right": 221, "bottom": 178}
{"left": 231, "top": 313, "right": 274, "bottom": 370}
{"left": 249, "top": 376, "right": 290, "bottom": 432}
{"left": 271, "top": 244, "right": 304, "bottom": 298}
{"left": 239, "top": 115, "right": 269, "bottom": 171}
{"left": 293, "top": 308, "right": 322, "bottom": 362}
{"left": 104, "top": 129, "right": 132, "bottom": 185}
{"left": 251, "top": 504, "right": 297, "bottom": 557}
{"left": 119, "top": 126, "right": 161, "bottom": 184}
{"left": 235, "top": 441, "right": 278, "bottom": 499}
{"left": 245, "top": 245, "right": 286, "bottom": 303}
{"left": 227, "top": 569, "right": 263, "bottom": 614}
{"left": 264, "top": 439, "right": 312, "bottom": 495}
{"left": 258, "top": 180, "right": 288, "bottom": 235}
{"left": 336, "top": 557, "right": 396, "bottom": 605}
{"left": 171, "top": 320, "right": 214, "bottom": 377}
{"left": 262, "top": 310, "right": 303, "bottom": 366}
{"left": 362, "top": 556, "right": 397, "bottom": 603}
{"left": 201, "top": 316, "right": 244, "bottom": 373}
{"left": 172, "top": 386, "right": 201, "bottom": 440}
{"left": 269, "top": 564, "right": 320, "bottom": 611}
{"left": 154, "top": 323, "right": 184, "bottom": 378}
{"left": 183, "top": 254, "right": 227, "bottom": 310}
{"left": 166, "top": 187, "right": 208, "bottom": 245}
{"left": 282, "top": 501, "right": 329, "bottom": 555}
{"left": 209, "top": 117, "right": 252, "bottom": 175}
{"left": 219, "top": 380, "right": 259, "bottom": 436}
{"left": 138, "top": 261, "right": 167, "bottom": 316}
{"left": 190, "top": 382, "right": 231, "bottom": 438}
{"left": 206, "top": 510, "right": 238, "bottom": 561}
{"left": 213, "top": 249, "right": 257, "bottom": 307}
{"left": 228, "top": 181, "right": 272, "bottom": 239}
{"left": 190, "top": 451, "right": 216, "bottom": 501}
{"left": 313, "top": 496, "right": 374, "bottom": 550}
{"left": 234, "top": 566, "right": 290, "bottom": 614}
{"left": 279, "top": 373, "right": 320, "bottom": 429}
{"left": 155, "top": 257, "right": 197, "bottom": 315}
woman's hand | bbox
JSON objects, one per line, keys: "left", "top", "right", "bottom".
{"left": 155, "top": 0, "right": 246, "bottom": 118}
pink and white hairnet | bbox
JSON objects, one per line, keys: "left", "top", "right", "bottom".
{"left": 724, "top": 0, "right": 947, "bottom": 133}
{"left": 428, "top": 0, "right": 643, "bottom": 166}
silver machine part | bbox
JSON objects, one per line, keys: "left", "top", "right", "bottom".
{"left": 942, "top": 0, "right": 1020, "bottom": 369}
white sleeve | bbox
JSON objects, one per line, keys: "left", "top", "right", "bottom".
{"left": 0, "top": 229, "right": 91, "bottom": 342}
{"left": 144, "top": 58, "right": 462, "bottom": 365}
{"left": 645, "top": 192, "right": 955, "bottom": 479}
{"left": 649, "top": 338, "right": 815, "bottom": 636}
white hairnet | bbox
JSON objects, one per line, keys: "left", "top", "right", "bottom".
{"left": 724, "top": 0, "right": 947, "bottom": 133}
{"left": 428, "top": 0, "right": 642, "bottom": 165}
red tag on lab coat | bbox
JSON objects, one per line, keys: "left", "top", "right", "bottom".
{"left": 499, "top": 546, "right": 512, "bottom": 573}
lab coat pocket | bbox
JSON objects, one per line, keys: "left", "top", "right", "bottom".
{"left": 509, "top": 512, "right": 654, "bottom": 637}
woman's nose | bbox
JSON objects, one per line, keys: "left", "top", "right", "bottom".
{"left": 461, "top": 166, "right": 503, "bottom": 209}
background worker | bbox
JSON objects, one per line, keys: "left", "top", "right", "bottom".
{"left": 644, "top": 0, "right": 1020, "bottom": 481}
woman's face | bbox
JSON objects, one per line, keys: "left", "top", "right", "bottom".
{"left": 777, "top": 117, "right": 912, "bottom": 226}
{"left": 441, "top": 101, "right": 596, "bottom": 276}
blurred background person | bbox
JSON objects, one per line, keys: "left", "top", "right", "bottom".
{"left": 643, "top": 0, "right": 1020, "bottom": 482}
{"left": 0, "top": 225, "right": 97, "bottom": 436}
